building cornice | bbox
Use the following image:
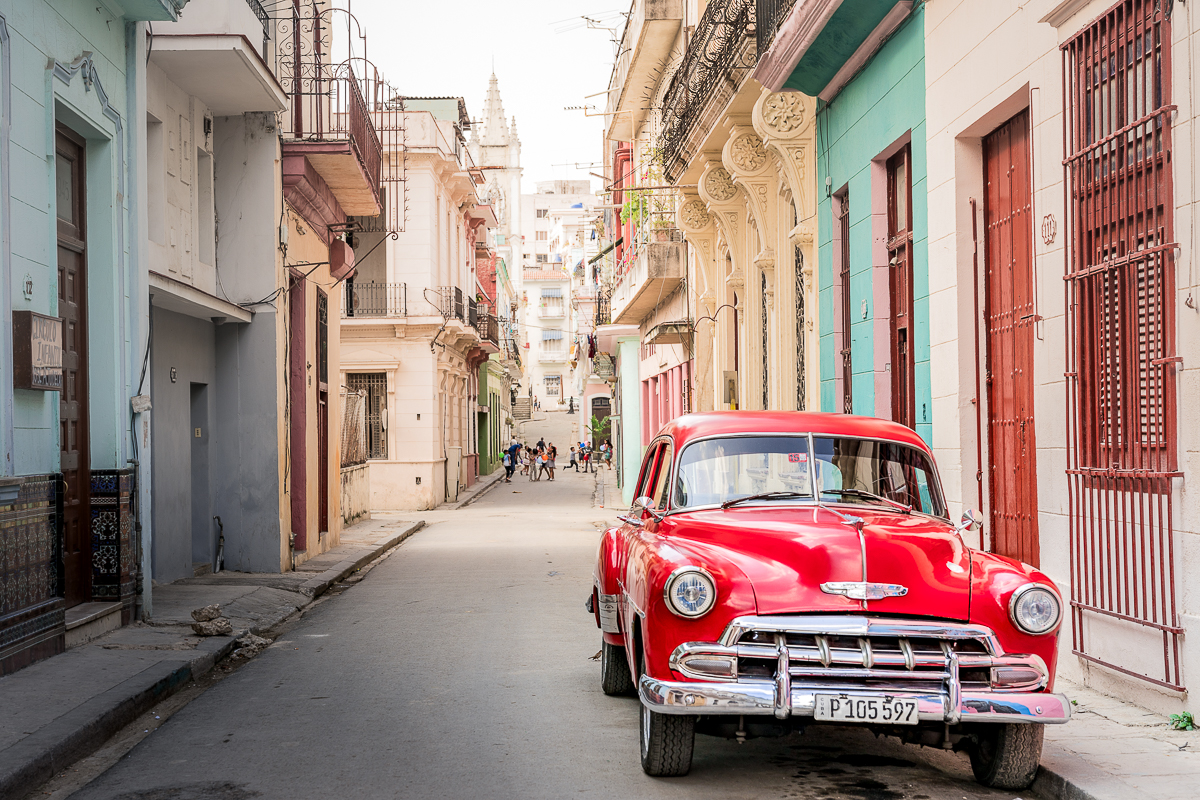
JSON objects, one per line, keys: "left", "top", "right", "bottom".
{"left": 281, "top": 153, "right": 344, "bottom": 245}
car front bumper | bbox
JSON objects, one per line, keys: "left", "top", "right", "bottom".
{"left": 639, "top": 675, "right": 1072, "bottom": 724}
{"left": 642, "top": 615, "right": 1072, "bottom": 725}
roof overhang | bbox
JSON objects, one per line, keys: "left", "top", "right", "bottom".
{"left": 753, "top": 0, "right": 912, "bottom": 101}
{"left": 149, "top": 35, "right": 286, "bottom": 115}
{"left": 149, "top": 271, "right": 253, "bottom": 324}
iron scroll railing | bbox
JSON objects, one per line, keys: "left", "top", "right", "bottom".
{"left": 756, "top": 0, "right": 796, "bottom": 57}
{"left": 657, "top": 0, "right": 757, "bottom": 181}
{"left": 275, "top": 2, "right": 383, "bottom": 204}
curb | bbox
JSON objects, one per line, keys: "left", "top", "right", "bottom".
{"left": 445, "top": 470, "right": 506, "bottom": 511}
{"left": 0, "top": 636, "right": 235, "bottom": 800}
{"left": 0, "top": 520, "right": 424, "bottom": 800}
{"left": 297, "top": 520, "right": 425, "bottom": 598}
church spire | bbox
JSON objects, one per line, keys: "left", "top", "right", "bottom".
{"left": 480, "top": 73, "right": 510, "bottom": 146}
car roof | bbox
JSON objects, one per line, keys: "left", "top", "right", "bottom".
{"left": 655, "top": 411, "right": 932, "bottom": 455}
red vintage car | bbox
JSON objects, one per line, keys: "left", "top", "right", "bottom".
{"left": 590, "top": 411, "right": 1069, "bottom": 789}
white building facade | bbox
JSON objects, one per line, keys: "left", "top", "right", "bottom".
{"left": 925, "top": 0, "right": 1200, "bottom": 712}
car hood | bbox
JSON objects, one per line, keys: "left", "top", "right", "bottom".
{"left": 660, "top": 506, "right": 972, "bottom": 620}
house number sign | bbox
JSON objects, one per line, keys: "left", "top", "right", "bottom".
{"left": 13, "top": 310, "right": 62, "bottom": 391}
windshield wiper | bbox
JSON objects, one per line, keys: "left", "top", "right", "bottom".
{"left": 821, "top": 488, "right": 912, "bottom": 514}
{"left": 721, "top": 491, "right": 810, "bottom": 509}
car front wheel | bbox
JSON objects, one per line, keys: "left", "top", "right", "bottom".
{"left": 600, "top": 640, "right": 635, "bottom": 696}
{"left": 638, "top": 652, "right": 695, "bottom": 776}
{"left": 969, "top": 722, "right": 1044, "bottom": 790}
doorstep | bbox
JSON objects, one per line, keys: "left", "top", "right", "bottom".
{"left": 64, "top": 602, "right": 122, "bottom": 649}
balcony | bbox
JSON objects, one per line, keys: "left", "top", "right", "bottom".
{"left": 538, "top": 305, "right": 566, "bottom": 319}
{"left": 474, "top": 314, "right": 500, "bottom": 353}
{"left": 606, "top": 0, "right": 684, "bottom": 141}
{"left": 343, "top": 282, "right": 406, "bottom": 318}
{"left": 149, "top": 0, "right": 284, "bottom": 116}
{"left": 657, "top": 0, "right": 758, "bottom": 182}
{"left": 611, "top": 240, "right": 685, "bottom": 325}
{"left": 539, "top": 350, "right": 569, "bottom": 364}
{"left": 276, "top": 6, "right": 382, "bottom": 217}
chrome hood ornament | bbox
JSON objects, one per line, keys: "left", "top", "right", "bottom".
{"left": 821, "top": 582, "right": 909, "bottom": 601}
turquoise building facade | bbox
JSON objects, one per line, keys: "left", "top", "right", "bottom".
{"left": 0, "top": 0, "right": 187, "bottom": 674}
{"left": 782, "top": 1, "right": 932, "bottom": 444}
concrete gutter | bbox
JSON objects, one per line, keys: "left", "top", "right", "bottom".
{"left": 0, "top": 519, "right": 425, "bottom": 800}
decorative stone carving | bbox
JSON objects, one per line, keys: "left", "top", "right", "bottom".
{"left": 679, "top": 199, "right": 712, "bottom": 231}
{"left": 761, "top": 92, "right": 807, "bottom": 133}
{"left": 729, "top": 133, "right": 768, "bottom": 173}
{"left": 705, "top": 167, "right": 737, "bottom": 201}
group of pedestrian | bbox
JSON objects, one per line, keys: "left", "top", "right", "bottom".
{"left": 501, "top": 437, "right": 613, "bottom": 482}
{"left": 502, "top": 437, "right": 558, "bottom": 482}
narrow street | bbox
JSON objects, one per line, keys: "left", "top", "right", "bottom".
{"left": 61, "top": 424, "right": 1010, "bottom": 800}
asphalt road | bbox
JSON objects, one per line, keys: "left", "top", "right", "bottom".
{"left": 69, "top": 416, "right": 1023, "bottom": 800}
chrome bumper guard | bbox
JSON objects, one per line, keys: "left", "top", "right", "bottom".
{"left": 642, "top": 615, "right": 1072, "bottom": 725}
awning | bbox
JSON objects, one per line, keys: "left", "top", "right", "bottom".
{"left": 542, "top": 330, "right": 564, "bottom": 340}
{"left": 542, "top": 288, "right": 563, "bottom": 298}
{"left": 588, "top": 237, "right": 623, "bottom": 265}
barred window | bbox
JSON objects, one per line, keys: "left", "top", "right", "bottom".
{"left": 1064, "top": 0, "right": 1177, "bottom": 473}
{"left": 346, "top": 373, "right": 387, "bottom": 460}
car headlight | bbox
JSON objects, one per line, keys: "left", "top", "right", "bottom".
{"left": 1009, "top": 583, "right": 1062, "bottom": 635}
{"left": 664, "top": 567, "right": 717, "bottom": 618}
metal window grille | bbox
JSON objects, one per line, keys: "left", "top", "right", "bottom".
{"left": 346, "top": 373, "right": 388, "bottom": 460}
{"left": 544, "top": 375, "right": 561, "bottom": 397}
{"left": 795, "top": 244, "right": 806, "bottom": 411}
{"left": 1062, "top": 0, "right": 1182, "bottom": 690}
{"left": 837, "top": 193, "right": 853, "bottom": 414}
{"left": 887, "top": 146, "right": 915, "bottom": 429}
{"left": 761, "top": 270, "right": 768, "bottom": 409}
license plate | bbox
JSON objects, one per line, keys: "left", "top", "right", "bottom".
{"left": 814, "top": 694, "right": 919, "bottom": 725}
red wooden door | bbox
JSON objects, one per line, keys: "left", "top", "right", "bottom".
{"left": 983, "top": 110, "right": 1040, "bottom": 567}
{"left": 56, "top": 126, "right": 90, "bottom": 606}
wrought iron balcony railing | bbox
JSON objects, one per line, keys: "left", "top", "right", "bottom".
{"left": 435, "top": 286, "right": 466, "bottom": 321}
{"left": 275, "top": 1, "right": 383, "bottom": 206}
{"left": 658, "top": 0, "right": 758, "bottom": 181}
{"left": 343, "top": 281, "right": 406, "bottom": 318}
{"left": 756, "top": 0, "right": 796, "bottom": 57}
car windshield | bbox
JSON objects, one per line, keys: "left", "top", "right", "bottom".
{"left": 674, "top": 436, "right": 813, "bottom": 509}
{"left": 812, "top": 436, "right": 946, "bottom": 518}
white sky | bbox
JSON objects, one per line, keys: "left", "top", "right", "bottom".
{"left": 337, "top": 0, "right": 622, "bottom": 194}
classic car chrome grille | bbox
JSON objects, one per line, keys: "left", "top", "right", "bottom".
{"left": 720, "top": 617, "right": 1000, "bottom": 693}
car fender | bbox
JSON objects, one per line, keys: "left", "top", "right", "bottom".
{"left": 593, "top": 526, "right": 626, "bottom": 644}
{"left": 626, "top": 531, "right": 758, "bottom": 681}
{"left": 970, "top": 550, "right": 1062, "bottom": 685}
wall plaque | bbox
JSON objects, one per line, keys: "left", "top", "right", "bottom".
{"left": 13, "top": 311, "right": 62, "bottom": 391}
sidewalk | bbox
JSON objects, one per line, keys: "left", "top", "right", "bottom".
{"left": 0, "top": 516, "right": 424, "bottom": 800}
{"left": 1033, "top": 676, "right": 1200, "bottom": 800}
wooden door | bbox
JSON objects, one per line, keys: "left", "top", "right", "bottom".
{"left": 56, "top": 126, "right": 90, "bottom": 606}
{"left": 983, "top": 110, "right": 1040, "bottom": 567}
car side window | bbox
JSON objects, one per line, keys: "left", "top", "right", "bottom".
{"left": 634, "top": 444, "right": 662, "bottom": 500}
{"left": 650, "top": 444, "right": 674, "bottom": 510}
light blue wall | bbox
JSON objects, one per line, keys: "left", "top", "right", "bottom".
{"left": 0, "top": 1, "right": 162, "bottom": 476}
{"left": 616, "top": 336, "right": 641, "bottom": 506}
{"left": 814, "top": 6, "right": 932, "bottom": 445}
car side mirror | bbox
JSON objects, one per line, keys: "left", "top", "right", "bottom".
{"left": 633, "top": 495, "right": 666, "bottom": 522}
{"left": 956, "top": 509, "right": 983, "bottom": 533}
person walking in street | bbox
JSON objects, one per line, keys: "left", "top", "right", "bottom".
{"left": 531, "top": 445, "right": 544, "bottom": 482}
{"left": 543, "top": 442, "right": 558, "bottom": 481}
{"left": 603, "top": 439, "right": 614, "bottom": 470}
{"left": 568, "top": 446, "right": 578, "bottom": 472}
{"left": 504, "top": 439, "right": 521, "bottom": 483}
{"left": 582, "top": 441, "right": 593, "bottom": 473}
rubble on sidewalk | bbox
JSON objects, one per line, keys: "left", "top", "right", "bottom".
{"left": 191, "top": 617, "right": 233, "bottom": 636}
